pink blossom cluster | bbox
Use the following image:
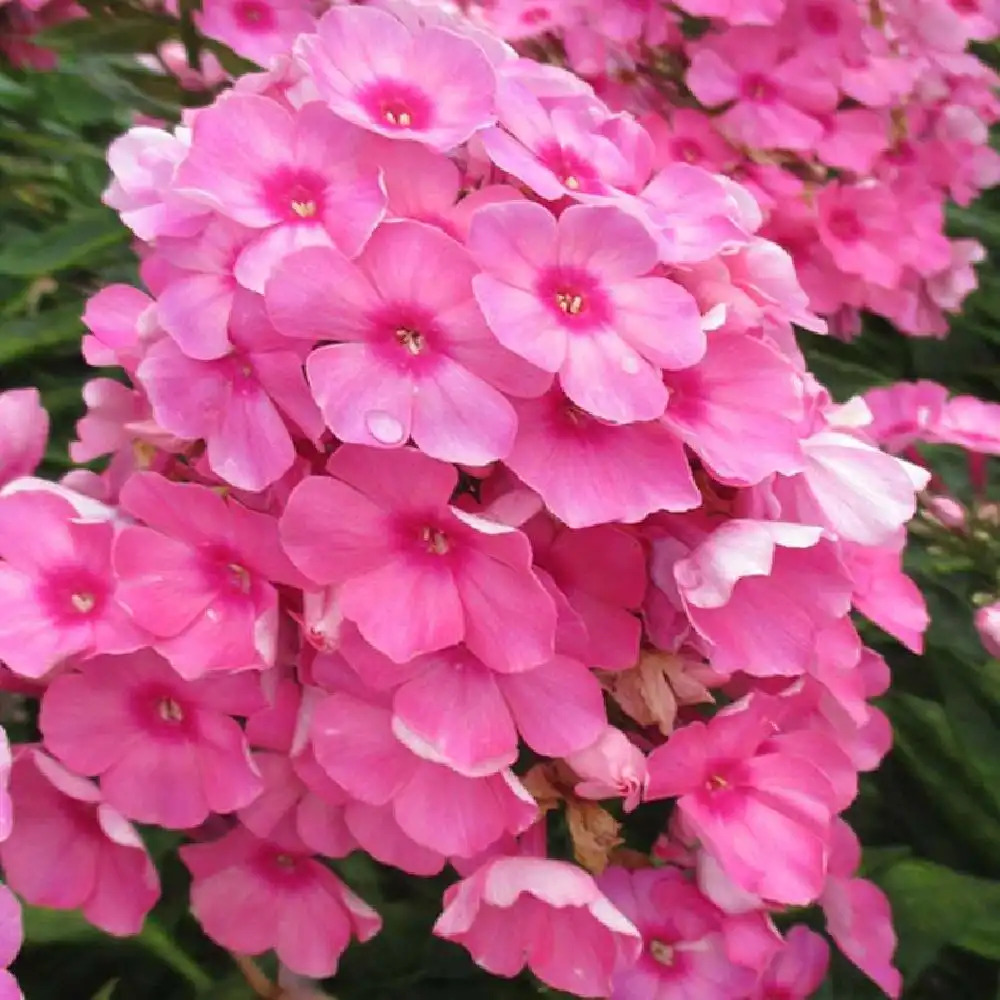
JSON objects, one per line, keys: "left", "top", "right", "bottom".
{"left": 462, "top": 0, "right": 1000, "bottom": 338}
{"left": 0, "top": 2, "right": 933, "bottom": 997}
{"left": 863, "top": 379, "right": 1000, "bottom": 661}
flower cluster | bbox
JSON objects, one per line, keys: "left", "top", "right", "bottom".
{"left": 863, "top": 379, "right": 1000, "bottom": 662}
{"left": 0, "top": 0, "right": 82, "bottom": 69}
{"left": 463, "top": 0, "right": 1000, "bottom": 338}
{"left": 0, "top": 2, "right": 931, "bottom": 997}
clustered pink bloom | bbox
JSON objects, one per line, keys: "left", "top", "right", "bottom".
{"left": 0, "top": 1, "right": 935, "bottom": 997}
{"left": 464, "top": 0, "right": 1000, "bottom": 338}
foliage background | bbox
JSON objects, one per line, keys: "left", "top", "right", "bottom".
{"left": 2, "top": 15, "right": 1000, "bottom": 999}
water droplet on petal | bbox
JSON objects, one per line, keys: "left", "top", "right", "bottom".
{"left": 620, "top": 354, "right": 641, "bottom": 375}
{"left": 366, "top": 410, "right": 406, "bottom": 445}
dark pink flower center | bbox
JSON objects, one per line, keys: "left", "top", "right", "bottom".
{"left": 742, "top": 73, "right": 778, "bottom": 103}
{"left": 357, "top": 80, "right": 433, "bottom": 131}
{"left": 950, "top": 0, "right": 979, "bottom": 12}
{"left": 262, "top": 167, "right": 326, "bottom": 224}
{"left": 371, "top": 304, "right": 442, "bottom": 373}
{"left": 805, "top": 2, "right": 840, "bottom": 34}
{"left": 133, "top": 684, "right": 195, "bottom": 739}
{"left": 537, "top": 266, "right": 612, "bottom": 330}
{"left": 826, "top": 206, "right": 864, "bottom": 242}
{"left": 649, "top": 940, "right": 675, "bottom": 966}
{"left": 232, "top": 0, "right": 275, "bottom": 31}
{"left": 674, "top": 139, "right": 703, "bottom": 164}
{"left": 520, "top": 5, "right": 552, "bottom": 25}
{"left": 536, "top": 142, "right": 600, "bottom": 193}
{"left": 41, "top": 567, "right": 107, "bottom": 624}
{"left": 421, "top": 525, "right": 451, "bottom": 555}
{"left": 255, "top": 847, "right": 313, "bottom": 887}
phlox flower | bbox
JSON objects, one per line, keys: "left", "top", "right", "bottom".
{"left": 433, "top": 857, "right": 642, "bottom": 997}
{"left": 280, "top": 445, "right": 557, "bottom": 671}
{"left": 196, "top": 0, "right": 316, "bottom": 68}
{"left": 0, "top": 885, "right": 22, "bottom": 1000}
{"left": 113, "top": 472, "right": 306, "bottom": 677}
{"left": 662, "top": 520, "right": 852, "bottom": 678}
{"left": 645, "top": 698, "right": 838, "bottom": 904}
{"left": 40, "top": 649, "right": 264, "bottom": 829}
{"left": 138, "top": 290, "right": 323, "bottom": 492}
{"left": 0, "top": 489, "right": 147, "bottom": 679}
{"left": 686, "top": 30, "right": 838, "bottom": 151}
{"left": 599, "top": 865, "right": 759, "bottom": 999}
{"left": 505, "top": 387, "right": 699, "bottom": 529}
{"left": 299, "top": 3, "right": 498, "bottom": 150}
{"left": 750, "top": 926, "right": 830, "bottom": 1000}
{"left": 0, "top": 389, "right": 47, "bottom": 488}
{"left": 975, "top": 601, "right": 1000, "bottom": 659}
{"left": 310, "top": 688, "right": 538, "bottom": 858}
{"left": 566, "top": 728, "right": 648, "bottom": 811}
{"left": 174, "top": 95, "right": 386, "bottom": 292}
{"left": 0, "top": 749, "right": 159, "bottom": 935}
{"left": 266, "top": 219, "right": 547, "bottom": 464}
{"left": 468, "top": 201, "right": 706, "bottom": 424}
{"left": 181, "top": 826, "right": 381, "bottom": 978}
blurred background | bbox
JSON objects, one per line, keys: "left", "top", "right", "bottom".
{"left": 2, "top": 5, "right": 1000, "bottom": 997}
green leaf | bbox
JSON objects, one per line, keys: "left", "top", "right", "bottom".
{"left": 877, "top": 859, "right": 1000, "bottom": 980}
{"left": 91, "top": 979, "right": 119, "bottom": 1000}
{"left": 0, "top": 210, "right": 125, "bottom": 277}
{"left": 34, "top": 13, "right": 180, "bottom": 56}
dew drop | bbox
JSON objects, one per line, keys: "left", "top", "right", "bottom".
{"left": 366, "top": 410, "right": 406, "bottom": 445}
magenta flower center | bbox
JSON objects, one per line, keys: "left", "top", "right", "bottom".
{"left": 421, "top": 525, "right": 450, "bottom": 555}
{"left": 227, "top": 562, "right": 252, "bottom": 594}
{"left": 826, "top": 206, "right": 864, "bottom": 242}
{"left": 157, "top": 697, "right": 185, "bottom": 723}
{"left": 649, "top": 940, "right": 675, "bottom": 966}
{"left": 536, "top": 142, "right": 600, "bottom": 193}
{"left": 537, "top": 267, "right": 612, "bottom": 330}
{"left": 262, "top": 167, "right": 326, "bottom": 223}
{"left": 674, "top": 139, "right": 703, "bottom": 164}
{"left": 358, "top": 80, "right": 433, "bottom": 131}
{"left": 520, "top": 6, "right": 552, "bottom": 26}
{"left": 742, "top": 73, "right": 777, "bottom": 103}
{"left": 805, "top": 2, "right": 841, "bottom": 34}
{"left": 42, "top": 567, "right": 107, "bottom": 623}
{"left": 396, "top": 327, "right": 426, "bottom": 355}
{"left": 232, "top": 0, "right": 275, "bottom": 31}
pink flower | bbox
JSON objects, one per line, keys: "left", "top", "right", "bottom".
{"left": 750, "top": 926, "right": 829, "bottom": 1000}
{"left": 816, "top": 183, "right": 905, "bottom": 289}
{"left": 311, "top": 689, "right": 538, "bottom": 857}
{"left": 103, "top": 126, "right": 208, "bottom": 242}
{"left": 675, "top": 0, "right": 784, "bottom": 24}
{"left": 931, "top": 394, "right": 1000, "bottom": 455}
{"left": 153, "top": 218, "right": 252, "bottom": 361}
{"left": 666, "top": 520, "right": 852, "bottom": 677}
{"left": 660, "top": 332, "right": 806, "bottom": 485}
{"left": 529, "top": 521, "right": 646, "bottom": 670}
{"left": 975, "top": 601, "right": 1000, "bottom": 659}
{"left": 266, "top": 220, "right": 547, "bottom": 463}
{"left": 181, "top": 826, "right": 381, "bottom": 977}
{"left": 0, "top": 885, "right": 22, "bottom": 1000}
{"left": 646, "top": 699, "right": 838, "bottom": 904}
{"left": 300, "top": 4, "right": 498, "bottom": 150}
{"left": 197, "top": 0, "right": 316, "bottom": 67}
{"left": 773, "top": 430, "right": 929, "bottom": 545}
{"left": 40, "top": 649, "right": 264, "bottom": 829}
{"left": 434, "top": 857, "right": 642, "bottom": 996}
{"left": 384, "top": 645, "right": 608, "bottom": 774}
{"left": 479, "top": 83, "right": 632, "bottom": 199}
{"left": 686, "top": 31, "right": 837, "bottom": 151}
{"left": 469, "top": 201, "right": 705, "bottom": 423}
{"left": 239, "top": 749, "right": 357, "bottom": 858}
{"left": 863, "top": 380, "right": 949, "bottom": 452}
{"left": 504, "top": 387, "right": 699, "bottom": 529}
{"left": 0, "top": 489, "right": 146, "bottom": 678}
{"left": 600, "top": 865, "right": 757, "bottom": 999}
{"left": 138, "top": 291, "right": 322, "bottom": 491}
{"left": 820, "top": 820, "right": 902, "bottom": 998}
{"left": 279, "top": 446, "right": 557, "bottom": 670}
{"left": 70, "top": 378, "right": 144, "bottom": 465}
{"left": 566, "top": 728, "right": 648, "bottom": 811}
{"left": 0, "top": 749, "right": 159, "bottom": 935}
{"left": 81, "top": 284, "right": 154, "bottom": 373}
{"left": 0, "top": 389, "right": 47, "bottom": 487}
{"left": 113, "top": 472, "right": 304, "bottom": 677}
{"left": 174, "top": 95, "right": 386, "bottom": 292}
